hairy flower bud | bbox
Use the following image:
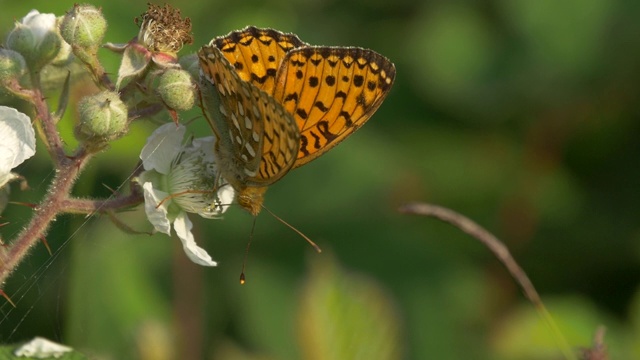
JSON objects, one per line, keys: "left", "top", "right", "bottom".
{"left": 76, "top": 91, "right": 128, "bottom": 147}
{"left": 157, "top": 69, "right": 195, "bottom": 111}
{"left": 6, "top": 10, "right": 62, "bottom": 70}
{"left": 60, "top": 4, "right": 107, "bottom": 49}
{"left": 178, "top": 54, "right": 199, "bottom": 79}
{"left": 0, "top": 49, "right": 27, "bottom": 83}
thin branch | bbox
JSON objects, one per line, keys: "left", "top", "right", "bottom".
{"left": 60, "top": 191, "right": 144, "bottom": 214}
{"left": 399, "top": 202, "right": 577, "bottom": 360}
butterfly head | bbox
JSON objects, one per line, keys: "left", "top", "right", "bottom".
{"left": 237, "top": 186, "right": 267, "bottom": 216}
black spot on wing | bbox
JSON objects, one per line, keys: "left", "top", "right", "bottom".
{"left": 325, "top": 75, "right": 336, "bottom": 86}
{"left": 314, "top": 101, "right": 329, "bottom": 112}
{"left": 353, "top": 75, "right": 364, "bottom": 87}
{"left": 284, "top": 92, "right": 299, "bottom": 104}
{"left": 316, "top": 121, "right": 338, "bottom": 142}
{"left": 296, "top": 108, "right": 308, "bottom": 119}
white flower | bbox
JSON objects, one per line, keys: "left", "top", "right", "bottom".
{"left": 14, "top": 337, "right": 72, "bottom": 358}
{"left": 137, "top": 123, "right": 234, "bottom": 266}
{"left": 0, "top": 106, "right": 36, "bottom": 189}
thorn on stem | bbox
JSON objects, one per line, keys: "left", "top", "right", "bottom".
{"left": 167, "top": 108, "right": 179, "bottom": 125}
{"left": 0, "top": 289, "right": 16, "bottom": 308}
{"left": 39, "top": 236, "right": 52, "bottom": 256}
{"left": 8, "top": 201, "right": 36, "bottom": 208}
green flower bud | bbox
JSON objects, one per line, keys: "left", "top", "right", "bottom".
{"left": 51, "top": 18, "right": 75, "bottom": 66}
{"left": 76, "top": 91, "right": 128, "bottom": 147}
{"left": 157, "top": 69, "right": 195, "bottom": 111}
{"left": 6, "top": 11, "right": 62, "bottom": 70}
{"left": 60, "top": 4, "right": 107, "bottom": 49}
{"left": 178, "top": 54, "right": 199, "bottom": 79}
{"left": 0, "top": 49, "right": 27, "bottom": 83}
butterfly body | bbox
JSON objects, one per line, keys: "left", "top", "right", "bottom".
{"left": 198, "top": 26, "right": 395, "bottom": 215}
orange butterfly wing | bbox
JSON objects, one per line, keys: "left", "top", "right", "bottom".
{"left": 212, "top": 26, "right": 307, "bottom": 94}
{"left": 199, "top": 27, "right": 395, "bottom": 215}
{"left": 272, "top": 47, "right": 396, "bottom": 167}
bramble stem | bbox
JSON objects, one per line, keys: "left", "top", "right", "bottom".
{"left": 0, "top": 152, "right": 89, "bottom": 285}
{"left": 0, "top": 69, "right": 145, "bottom": 287}
{"left": 29, "top": 70, "right": 67, "bottom": 166}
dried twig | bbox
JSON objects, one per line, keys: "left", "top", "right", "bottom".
{"left": 399, "top": 202, "right": 578, "bottom": 360}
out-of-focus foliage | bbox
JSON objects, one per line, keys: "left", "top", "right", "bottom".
{"left": 1, "top": 0, "right": 639, "bottom": 359}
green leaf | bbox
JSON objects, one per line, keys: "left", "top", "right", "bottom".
{"left": 115, "top": 43, "right": 151, "bottom": 90}
{"left": 297, "top": 254, "right": 403, "bottom": 360}
{"left": 54, "top": 70, "right": 71, "bottom": 121}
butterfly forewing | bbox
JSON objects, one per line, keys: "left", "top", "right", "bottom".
{"left": 213, "top": 26, "right": 307, "bottom": 94}
{"left": 272, "top": 46, "right": 396, "bottom": 168}
{"left": 198, "top": 44, "right": 300, "bottom": 189}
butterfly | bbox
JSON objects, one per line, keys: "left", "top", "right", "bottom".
{"left": 198, "top": 26, "right": 395, "bottom": 216}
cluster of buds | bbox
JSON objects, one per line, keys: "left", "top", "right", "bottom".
{"left": 0, "top": 4, "right": 198, "bottom": 142}
{"left": 106, "top": 3, "right": 196, "bottom": 112}
{"left": 0, "top": 4, "right": 232, "bottom": 267}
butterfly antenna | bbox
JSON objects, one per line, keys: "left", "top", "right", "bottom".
{"left": 240, "top": 216, "right": 258, "bottom": 285}
{"left": 261, "top": 205, "right": 322, "bottom": 253}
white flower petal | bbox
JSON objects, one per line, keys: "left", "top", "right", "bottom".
{"left": 140, "top": 123, "right": 185, "bottom": 174}
{"left": 216, "top": 184, "right": 236, "bottom": 214}
{"left": 0, "top": 106, "right": 35, "bottom": 188}
{"left": 142, "top": 182, "right": 171, "bottom": 235}
{"left": 0, "top": 106, "right": 36, "bottom": 168}
{"left": 22, "top": 10, "right": 57, "bottom": 43}
{"left": 191, "top": 136, "right": 217, "bottom": 163}
{"left": 14, "top": 336, "right": 72, "bottom": 358}
{"left": 173, "top": 212, "right": 217, "bottom": 266}
{"left": 0, "top": 149, "right": 18, "bottom": 188}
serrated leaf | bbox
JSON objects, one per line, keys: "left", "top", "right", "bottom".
{"left": 54, "top": 71, "right": 71, "bottom": 121}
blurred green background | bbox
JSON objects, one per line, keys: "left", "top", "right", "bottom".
{"left": 1, "top": 0, "right": 640, "bottom": 359}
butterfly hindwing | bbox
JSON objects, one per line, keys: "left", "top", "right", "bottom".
{"left": 198, "top": 44, "right": 300, "bottom": 188}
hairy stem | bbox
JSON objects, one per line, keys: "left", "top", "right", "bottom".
{"left": 60, "top": 190, "right": 144, "bottom": 214}
{"left": 30, "top": 71, "right": 67, "bottom": 166}
{"left": 0, "top": 152, "right": 89, "bottom": 285}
